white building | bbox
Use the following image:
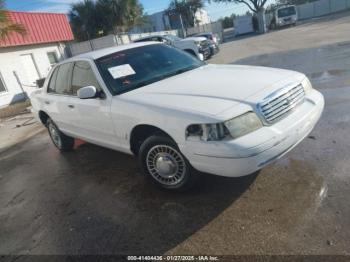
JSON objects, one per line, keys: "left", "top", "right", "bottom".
{"left": 0, "top": 11, "right": 74, "bottom": 107}
{"left": 194, "top": 9, "right": 211, "bottom": 26}
{"left": 131, "top": 8, "right": 212, "bottom": 33}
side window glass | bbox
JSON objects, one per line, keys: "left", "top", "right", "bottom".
{"left": 55, "top": 63, "right": 72, "bottom": 95}
{"left": 71, "top": 61, "right": 101, "bottom": 96}
{"left": 47, "top": 67, "right": 59, "bottom": 93}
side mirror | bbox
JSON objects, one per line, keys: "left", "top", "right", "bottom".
{"left": 36, "top": 78, "right": 46, "bottom": 88}
{"left": 77, "top": 86, "right": 97, "bottom": 99}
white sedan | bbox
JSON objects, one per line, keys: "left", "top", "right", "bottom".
{"left": 30, "top": 42, "right": 324, "bottom": 190}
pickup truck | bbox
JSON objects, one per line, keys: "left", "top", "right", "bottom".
{"left": 30, "top": 42, "right": 324, "bottom": 191}
{"left": 134, "top": 34, "right": 211, "bottom": 61}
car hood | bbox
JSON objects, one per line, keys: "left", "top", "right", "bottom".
{"left": 121, "top": 64, "right": 305, "bottom": 118}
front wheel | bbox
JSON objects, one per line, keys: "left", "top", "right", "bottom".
{"left": 47, "top": 119, "right": 74, "bottom": 151}
{"left": 139, "top": 136, "right": 198, "bottom": 191}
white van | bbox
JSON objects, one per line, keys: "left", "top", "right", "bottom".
{"left": 234, "top": 15, "right": 254, "bottom": 36}
{"left": 271, "top": 5, "right": 298, "bottom": 29}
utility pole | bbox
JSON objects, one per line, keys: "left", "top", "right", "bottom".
{"left": 179, "top": 13, "right": 186, "bottom": 37}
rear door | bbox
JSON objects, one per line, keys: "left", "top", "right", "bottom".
{"left": 68, "top": 60, "right": 117, "bottom": 147}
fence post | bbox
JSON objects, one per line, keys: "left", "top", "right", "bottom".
{"left": 313, "top": 1, "right": 316, "bottom": 17}
{"left": 13, "top": 71, "right": 28, "bottom": 100}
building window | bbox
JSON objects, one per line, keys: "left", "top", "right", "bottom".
{"left": 0, "top": 72, "right": 7, "bottom": 93}
{"left": 47, "top": 51, "right": 58, "bottom": 66}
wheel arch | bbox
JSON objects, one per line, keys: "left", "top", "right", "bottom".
{"left": 130, "top": 124, "right": 175, "bottom": 156}
{"left": 183, "top": 49, "right": 196, "bottom": 56}
{"left": 38, "top": 110, "right": 50, "bottom": 125}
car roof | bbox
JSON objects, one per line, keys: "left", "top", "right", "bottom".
{"left": 67, "top": 42, "right": 159, "bottom": 61}
{"left": 134, "top": 35, "right": 165, "bottom": 41}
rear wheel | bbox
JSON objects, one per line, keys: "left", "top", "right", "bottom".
{"left": 47, "top": 119, "right": 74, "bottom": 151}
{"left": 139, "top": 135, "right": 198, "bottom": 191}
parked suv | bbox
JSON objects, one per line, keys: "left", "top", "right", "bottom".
{"left": 134, "top": 34, "right": 211, "bottom": 61}
{"left": 188, "top": 32, "right": 220, "bottom": 56}
{"left": 30, "top": 42, "right": 324, "bottom": 191}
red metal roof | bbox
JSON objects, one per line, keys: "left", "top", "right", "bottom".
{"left": 0, "top": 11, "right": 74, "bottom": 47}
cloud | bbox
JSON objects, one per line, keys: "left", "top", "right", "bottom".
{"left": 33, "top": 4, "right": 70, "bottom": 13}
{"left": 33, "top": 0, "right": 82, "bottom": 13}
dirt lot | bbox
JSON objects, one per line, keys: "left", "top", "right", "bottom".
{"left": 1, "top": 12, "right": 350, "bottom": 257}
{"left": 210, "top": 11, "right": 350, "bottom": 64}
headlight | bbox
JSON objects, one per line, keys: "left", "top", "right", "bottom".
{"left": 301, "top": 77, "right": 313, "bottom": 93}
{"left": 186, "top": 123, "right": 229, "bottom": 141}
{"left": 186, "top": 112, "right": 263, "bottom": 141}
{"left": 224, "top": 112, "right": 262, "bottom": 139}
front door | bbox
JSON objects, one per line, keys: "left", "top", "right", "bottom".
{"left": 68, "top": 61, "right": 117, "bottom": 148}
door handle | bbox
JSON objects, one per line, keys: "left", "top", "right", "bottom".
{"left": 44, "top": 101, "right": 50, "bottom": 105}
{"left": 68, "top": 105, "right": 75, "bottom": 109}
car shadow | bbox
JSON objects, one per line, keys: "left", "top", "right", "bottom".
{"left": 39, "top": 140, "right": 259, "bottom": 254}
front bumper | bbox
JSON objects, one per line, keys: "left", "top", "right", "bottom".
{"left": 209, "top": 44, "right": 220, "bottom": 55}
{"left": 179, "top": 89, "right": 324, "bottom": 177}
{"left": 278, "top": 18, "right": 296, "bottom": 26}
{"left": 199, "top": 46, "right": 211, "bottom": 60}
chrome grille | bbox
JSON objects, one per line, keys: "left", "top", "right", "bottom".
{"left": 258, "top": 84, "right": 305, "bottom": 124}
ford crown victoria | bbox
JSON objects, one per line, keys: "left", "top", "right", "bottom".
{"left": 30, "top": 42, "right": 324, "bottom": 190}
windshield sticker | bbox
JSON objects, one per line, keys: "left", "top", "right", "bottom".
{"left": 108, "top": 64, "right": 136, "bottom": 79}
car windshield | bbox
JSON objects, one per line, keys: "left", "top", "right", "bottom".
{"left": 278, "top": 7, "right": 296, "bottom": 17}
{"left": 95, "top": 44, "right": 204, "bottom": 95}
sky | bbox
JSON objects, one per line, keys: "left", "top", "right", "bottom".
{"left": 5, "top": 0, "right": 275, "bottom": 21}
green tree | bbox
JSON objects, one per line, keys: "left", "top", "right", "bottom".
{"left": 69, "top": 0, "right": 145, "bottom": 41}
{"left": 220, "top": 13, "right": 236, "bottom": 29}
{"left": 166, "top": 0, "right": 204, "bottom": 28}
{"left": 96, "top": 0, "right": 146, "bottom": 34}
{"left": 69, "top": 0, "right": 101, "bottom": 41}
{"left": 0, "top": 0, "right": 25, "bottom": 39}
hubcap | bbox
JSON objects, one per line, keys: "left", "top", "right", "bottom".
{"left": 146, "top": 145, "right": 186, "bottom": 186}
{"left": 48, "top": 123, "right": 61, "bottom": 148}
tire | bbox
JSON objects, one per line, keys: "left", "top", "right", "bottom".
{"left": 139, "top": 135, "right": 199, "bottom": 191}
{"left": 46, "top": 118, "right": 75, "bottom": 151}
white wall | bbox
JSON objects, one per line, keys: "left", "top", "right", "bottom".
{"left": 297, "top": 0, "right": 350, "bottom": 20}
{"left": 0, "top": 42, "right": 65, "bottom": 107}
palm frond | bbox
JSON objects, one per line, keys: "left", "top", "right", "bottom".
{"left": 0, "top": 7, "right": 26, "bottom": 40}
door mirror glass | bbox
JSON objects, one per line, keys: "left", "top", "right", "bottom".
{"left": 77, "top": 86, "right": 97, "bottom": 99}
